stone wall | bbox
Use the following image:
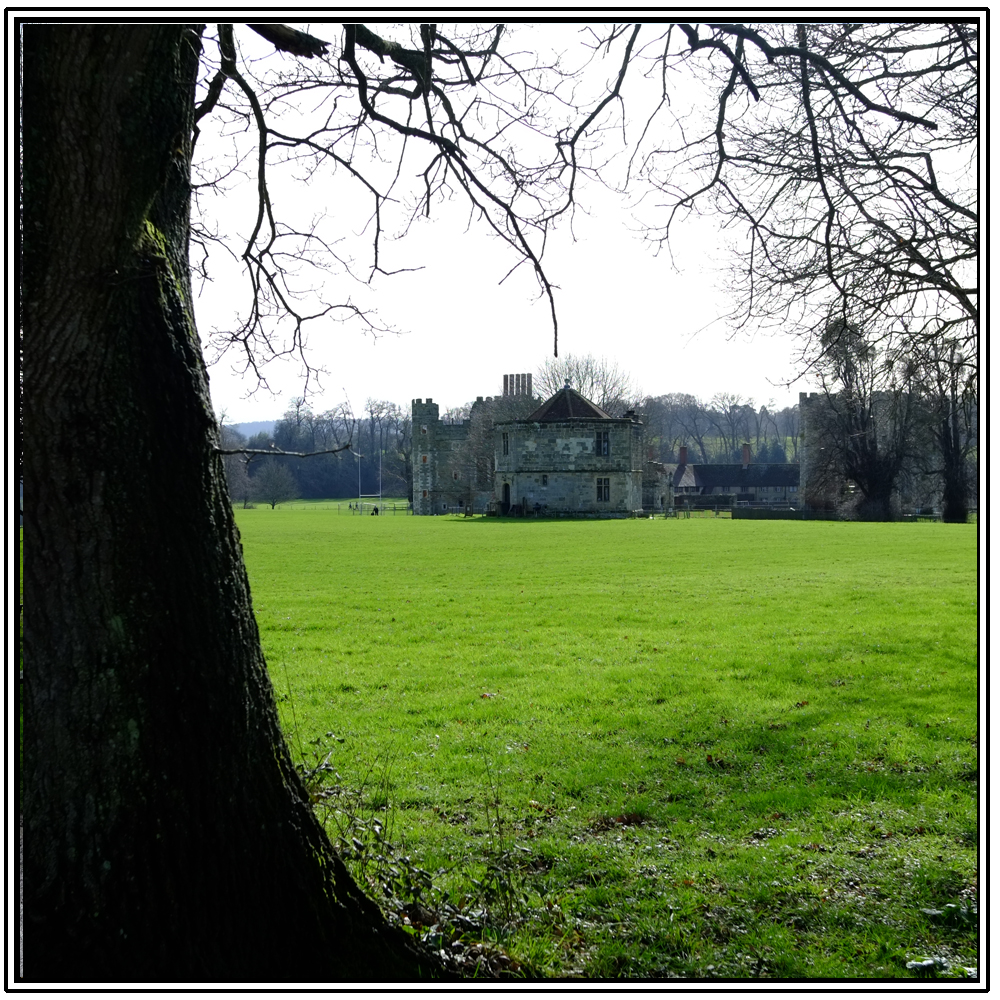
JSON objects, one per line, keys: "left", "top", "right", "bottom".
{"left": 412, "top": 397, "right": 495, "bottom": 514}
{"left": 798, "top": 391, "right": 836, "bottom": 510}
{"left": 494, "top": 418, "right": 644, "bottom": 514}
{"left": 412, "top": 398, "right": 440, "bottom": 515}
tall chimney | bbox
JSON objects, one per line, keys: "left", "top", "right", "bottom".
{"left": 516, "top": 373, "right": 522, "bottom": 395}
{"left": 678, "top": 445, "right": 688, "bottom": 465}
{"left": 742, "top": 443, "right": 751, "bottom": 468}
{"left": 526, "top": 373, "right": 532, "bottom": 397}
{"left": 503, "top": 374, "right": 509, "bottom": 396}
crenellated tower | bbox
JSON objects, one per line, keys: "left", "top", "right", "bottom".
{"left": 412, "top": 398, "right": 440, "bottom": 515}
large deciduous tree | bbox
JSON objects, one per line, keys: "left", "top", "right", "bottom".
{"left": 635, "top": 22, "right": 977, "bottom": 350}
{"left": 22, "top": 24, "right": 431, "bottom": 981}
{"left": 805, "top": 319, "right": 916, "bottom": 520}
{"left": 252, "top": 457, "right": 301, "bottom": 508}
{"left": 908, "top": 335, "right": 977, "bottom": 522}
{"left": 632, "top": 22, "right": 977, "bottom": 510}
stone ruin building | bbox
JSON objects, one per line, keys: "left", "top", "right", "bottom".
{"left": 412, "top": 374, "right": 801, "bottom": 516}
{"left": 413, "top": 375, "right": 647, "bottom": 516}
{"left": 494, "top": 383, "right": 645, "bottom": 516}
{"left": 412, "top": 373, "right": 536, "bottom": 516}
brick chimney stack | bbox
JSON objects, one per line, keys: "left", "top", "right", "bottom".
{"left": 503, "top": 373, "right": 532, "bottom": 396}
{"left": 742, "top": 443, "right": 751, "bottom": 468}
{"left": 678, "top": 446, "right": 688, "bottom": 465}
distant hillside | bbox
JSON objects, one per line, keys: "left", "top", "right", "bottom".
{"left": 230, "top": 421, "right": 275, "bottom": 439}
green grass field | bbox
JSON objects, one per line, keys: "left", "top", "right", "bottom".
{"left": 236, "top": 509, "right": 979, "bottom": 980}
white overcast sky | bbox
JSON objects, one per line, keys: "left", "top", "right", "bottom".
{"left": 192, "top": 20, "right": 821, "bottom": 424}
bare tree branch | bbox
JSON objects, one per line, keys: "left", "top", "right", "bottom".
{"left": 215, "top": 444, "right": 356, "bottom": 458}
{"left": 247, "top": 23, "right": 329, "bottom": 59}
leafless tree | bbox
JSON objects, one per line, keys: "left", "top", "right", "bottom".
{"left": 381, "top": 402, "right": 413, "bottom": 496}
{"left": 708, "top": 392, "right": 754, "bottom": 461}
{"left": 535, "top": 353, "right": 642, "bottom": 415}
{"left": 640, "top": 394, "right": 687, "bottom": 461}
{"left": 775, "top": 403, "right": 801, "bottom": 462}
{"left": 252, "top": 457, "right": 300, "bottom": 507}
{"left": 440, "top": 404, "right": 472, "bottom": 425}
{"left": 195, "top": 22, "right": 976, "bottom": 419}
{"left": 220, "top": 423, "right": 255, "bottom": 506}
{"left": 673, "top": 393, "right": 715, "bottom": 463}
{"left": 751, "top": 403, "right": 780, "bottom": 458}
{"left": 327, "top": 400, "right": 360, "bottom": 452}
{"left": 371, "top": 405, "right": 407, "bottom": 496}
{"left": 632, "top": 23, "right": 976, "bottom": 360}
{"left": 195, "top": 22, "right": 599, "bottom": 381}
{"left": 907, "top": 335, "right": 977, "bottom": 521}
{"left": 806, "top": 318, "right": 917, "bottom": 520}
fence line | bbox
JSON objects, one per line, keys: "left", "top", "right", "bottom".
{"left": 269, "top": 500, "right": 413, "bottom": 514}
{"left": 240, "top": 500, "right": 976, "bottom": 523}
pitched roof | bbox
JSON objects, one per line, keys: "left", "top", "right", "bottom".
{"left": 525, "top": 385, "right": 613, "bottom": 421}
{"left": 693, "top": 464, "right": 800, "bottom": 489}
{"left": 672, "top": 463, "right": 699, "bottom": 490}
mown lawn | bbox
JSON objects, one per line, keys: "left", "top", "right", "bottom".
{"left": 236, "top": 509, "right": 979, "bottom": 980}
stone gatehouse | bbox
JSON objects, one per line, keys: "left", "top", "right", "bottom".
{"left": 494, "top": 384, "right": 644, "bottom": 515}
{"left": 412, "top": 378, "right": 646, "bottom": 516}
{"left": 411, "top": 373, "right": 538, "bottom": 515}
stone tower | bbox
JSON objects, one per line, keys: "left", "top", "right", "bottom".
{"left": 412, "top": 398, "right": 441, "bottom": 515}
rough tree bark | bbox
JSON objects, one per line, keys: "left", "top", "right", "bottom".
{"left": 22, "top": 25, "right": 432, "bottom": 982}
{"left": 938, "top": 410, "right": 971, "bottom": 524}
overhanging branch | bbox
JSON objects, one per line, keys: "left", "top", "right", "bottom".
{"left": 247, "top": 23, "right": 329, "bottom": 59}
{"left": 215, "top": 444, "right": 358, "bottom": 458}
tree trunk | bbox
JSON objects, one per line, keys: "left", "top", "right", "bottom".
{"left": 852, "top": 492, "right": 896, "bottom": 522}
{"left": 845, "top": 455, "right": 900, "bottom": 522}
{"left": 22, "top": 25, "right": 433, "bottom": 982}
{"left": 939, "top": 400, "right": 969, "bottom": 524}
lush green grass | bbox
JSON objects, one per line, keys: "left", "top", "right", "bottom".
{"left": 236, "top": 510, "right": 979, "bottom": 980}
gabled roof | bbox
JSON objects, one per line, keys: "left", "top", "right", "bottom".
{"left": 525, "top": 385, "right": 613, "bottom": 421}
{"left": 672, "top": 463, "right": 699, "bottom": 490}
{"left": 692, "top": 464, "right": 801, "bottom": 489}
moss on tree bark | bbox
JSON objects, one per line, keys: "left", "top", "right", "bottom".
{"left": 22, "top": 24, "right": 434, "bottom": 982}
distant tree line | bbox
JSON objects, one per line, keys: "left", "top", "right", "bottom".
{"left": 221, "top": 345, "right": 976, "bottom": 520}
{"left": 640, "top": 393, "right": 799, "bottom": 465}
{"left": 222, "top": 398, "right": 412, "bottom": 503}
{"left": 221, "top": 388, "right": 801, "bottom": 504}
